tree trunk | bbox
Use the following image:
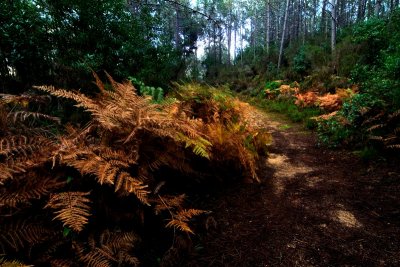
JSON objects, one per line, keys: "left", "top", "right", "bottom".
{"left": 357, "top": 0, "right": 367, "bottom": 21}
{"left": 375, "top": 0, "right": 382, "bottom": 17}
{"left": 218, "top": 25, "right": 222, "bottom": 64}
{"left": 227, "top": 8, "right": 232, "bottom": 65}
{"left": 321, "top": 0, "right": 328, "bottom": 36}
{"left": 278, "top": 0, "right": 290, "bottom": 70}
{"left": 266, "top": 0, "right": 270, "bottom": 54}
{"left": 331, "top": 0, "right": 337, "bottom": 72}
{"left": 174, "top": 2, "right": 181, "bottom": 50}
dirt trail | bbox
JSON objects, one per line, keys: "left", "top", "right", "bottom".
{"left": 189, "top": 104, "right": 400, "bottom": 267}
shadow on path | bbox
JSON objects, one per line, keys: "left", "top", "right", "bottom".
{"left": 188, "top": 105, "right": 400, "bottom": 267}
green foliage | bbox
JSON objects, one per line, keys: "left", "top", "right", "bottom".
{"left": 265, "top": 81, "right": 281, "bottom": 90}
{"left": 292, "top": 47, "right": 311, "bottom": 76}
{"left": 128, "top": 77, "right": 164, "bottom": 103}
{"left": 316, "top": 116, "right": 352, "bottom": 147}
{"left": 317, "top": 10, "right": 400, "bottom": 148}
{"left": 0, "top": 0, "right": 192, "bottom": 90}
{"left": 269, "top": 100, "right": 319, "bottom": 123}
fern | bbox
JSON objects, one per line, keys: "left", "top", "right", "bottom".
{"left": 0, "top": 220, "right": 54, "bottom": 252}
{"left": 0, "top": 135, "right": 55, "bottom": 184}
{"left": 0, "top": 175, "right": 64, "bottom": 208}
{"left": 73, "top": 230, "right": 139, "bottom": 267}
{"left": 45, "top": 191, "right": 91, "bottom": 232}
{"left": 0, "top": 258, "right": 32, "bottom": 267}
{"left": 154, "top": 194, "right": 186, "bottom": 215}
{"left": 8, "top": 111, "right": 61, "bottom": 125}
{"left": 175, "top": 132, "right": 212, "bottom": 159}
{"left": 114, "top": 172, "right": 150, "bottom": 205}
{"left": 166, "top": 209, "right": 207, "bottom": 234}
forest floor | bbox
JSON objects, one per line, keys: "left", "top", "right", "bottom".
{"left": 188, "top": 102, "right": 400, "bottom": 267}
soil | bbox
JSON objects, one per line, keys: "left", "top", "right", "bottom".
{"left": 187, "top": 104, "right": 400, "bottom": 267}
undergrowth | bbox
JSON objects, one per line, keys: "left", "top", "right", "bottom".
{"left": 0, "top": 74, "right": 270, "bottom": 266}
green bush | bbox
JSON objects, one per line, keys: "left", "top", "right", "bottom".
{"left": 316, "top": 116, "right": 353, "bottom": 147}
{"left": 293, "top": 47, "right": 311, "bottom": 76}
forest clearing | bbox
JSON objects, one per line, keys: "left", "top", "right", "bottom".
{"left": 1, "top": 0, "right": 400, "bottom": 266}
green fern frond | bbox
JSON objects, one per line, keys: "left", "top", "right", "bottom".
{"left": 175, "top": 132, "right": 212, "bottom": 159}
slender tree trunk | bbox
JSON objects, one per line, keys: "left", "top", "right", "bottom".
{"left": 227, "top": 8, "right": 232, "bottom": 65}
{"left": 234, "top": 22, "right": 237, "bottom": 63}
{"left": 357, "top": 0, "right": 367, "bottom": 21}
{"left": 174, "top": 3, "right": 181, "bottom": 50}
{"left": 321, "top": 0, "right": 327, "bottom": 36}
{"left": 331, "top": 0, "right": 337, "bottom": 72}
{"left": 266, "top": 0, "right": 270, "bottom": 54}
{"left": 375, "top": 0, "right": 382, "bottom": 16}
{"left": 276, "top": 7, "right": 280, "bottom": 44}
{"left": 278, "top": 0, "right": 290, "bottom": 70}
{"left": 218, "top": 26, "right": 222, "bottom": 64}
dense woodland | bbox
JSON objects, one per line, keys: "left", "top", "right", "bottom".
{"left": 1, "top": 0, "right": 400, "bottom": 266}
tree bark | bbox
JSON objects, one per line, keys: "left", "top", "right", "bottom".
{"left": 278, "top": 0, "right": 290, "bottom": 70}
{"left": 174, "top": 2, "right": 181, "bottom": 50}
{"left": 266, "top": 0, "right": 270, "bottom": 54}
{"left": 375, "top": 0, "right": 382, "bottom": 17}
{"left": 331, "top": 0, "right": 337, "bottom": 55}
{"left": 227, "top": 7, "right": 232, "bottom": 65}
{"left": 357, "top": 0, "right": 367, "bottom": 21}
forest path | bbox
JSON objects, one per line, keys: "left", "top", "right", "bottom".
{"left": 189, "top": 103, "right": 400, "bottom": 267}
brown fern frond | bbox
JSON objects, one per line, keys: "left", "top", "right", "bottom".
{"left": 154, "top": 194, "right": 186, "bottom": 215}
{"left": 49, "top": 259, "right": 75, "bottom": 267}
{"left": 33, "top": 86, "right": 104, "bottom": 125}
{"left": 45, "top": 191, "right": 91, "bottom": 232}
{"left": 361, "top": 111, "right": 385, "bottom": 126}
{"left": 0, "top": 220, "right": 54, "bottom": 252}
{"left": 166, "top": 219, "right": 194, "bottom": 234}
{"left": 0, "top": 135, "right": 55, "bottom": 184}
{"left": 367, "top": 124, "right": 385, "bottom": 132}
{"left": 389, "top": 109, "right": 400, "bottom": 120}
{"left": 0, "top": 258, "right": 32, "bottom": 267}
{"left": 369, "top": 135, "right": 384, "bottom": 141}
{"left": 115, "top": 172, "right": 149, "bottom": 205}
{"left": 166, "top": 209, "right": 207, "bottom": 234}
{"left": 99, "top": 230, "right": 139, "bottom": 253}
{"left": 0, "top": 175, "right": 65, "bottom": 208}
{"left": 74, "top": 230, "right": 139, "bottom": 267}
{"left": 0, "top": 93, "right": 51, "bottom": 106}
{"left": 73, "top": 242, "right": 113, "bottom": 267}
{"left": 122, "top": 255, "right": 140, "bottom": 266}
{"left": 175, "top": 209, "right": 207, "bottom": 222}
{"left": 92, "top": 71, "right": 106, "bottom": 94}
{"left": 54, "top": 144, "right": 148, "bottom": 203}
{"left": 8, "top": 111, "right": 61, "bottom": 125}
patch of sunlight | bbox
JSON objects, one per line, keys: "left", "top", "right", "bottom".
{"left": 332, "top": 209, "right": 362, "bottom": 228}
